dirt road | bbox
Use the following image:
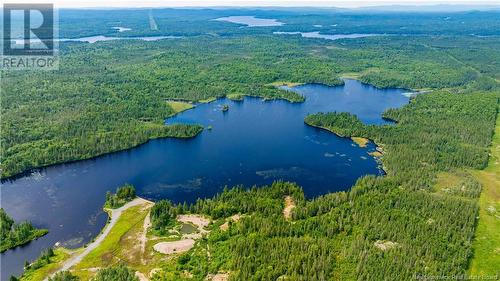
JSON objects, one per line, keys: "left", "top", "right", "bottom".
{"left": 48, "top": 198, "right": 151, "bottom": 278}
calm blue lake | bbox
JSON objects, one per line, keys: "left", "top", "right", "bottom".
{"left": 0, "top": 79, "right": 408, "bottom": 279}
{"left": 273, "top": 32, "right": 385, "bottom": 40}
{"left": 215, "top": 16, "right": 284, "bottom": 27}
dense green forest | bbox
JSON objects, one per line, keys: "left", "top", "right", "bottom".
{"left": 44, "top": 265, "right": 138, "bottom": 281}
{"left": 48, "top": 271, "right": 80, "bottom": 281}
{"left": 150, "top": 199, "right": 180, "bottom": 235}
{"left": 2, "top": 8, "right": 500, "bottom": 280}
{"left": 2, "top": 33, "right": 499, "bottom": 178}
{"left": 0, "top": 208, "right": 48, "bottom": 253}
{"left": 56, "top": 9, "right": 500, "bottom": 38}
{"left": 91, "top": 264, "right": 138, "bottom": 281}
{"left": 143, "top": 89, "right": 499, "bottom": 280}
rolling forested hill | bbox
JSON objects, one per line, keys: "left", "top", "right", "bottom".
{"left": 2, "top": 7, "right": 499, "bottom": 281}
{"left": 2, "top": 30, "right": 499, "bottom": 178}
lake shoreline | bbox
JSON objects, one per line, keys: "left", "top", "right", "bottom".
{"left": 0, "top": 229, "right": 49, "bottom": 254}
{"left": 1, "top": 80, "right": 408, "bottom": 279}
{"left": 19, "top": 197, "right": 154, "bottom": 281}
{"left": 303, "top": 121, "right": 387, "bottom": 173}
{"left": 0, "top": 127, "right": 203, "bottom": 182}
{"left": 1, "top": 79, "right": 407, "bottom": 181}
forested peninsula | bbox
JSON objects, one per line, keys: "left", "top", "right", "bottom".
{"left": 1, "top": 209, "right": 48, "bottom": 253}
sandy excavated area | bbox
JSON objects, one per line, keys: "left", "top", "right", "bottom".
{"left": 283, "top": 196, "right": 296, "bottom": 220}
{"left": 178, "top": 214, "right": 210, "bottom": 230}
{"left": 206, "top": 272, "right": 229, "bottom": 281}
{"left": 219, "top": 222, "right": 229, "bottom": 231}
{"left": 154, "top": 215, "right": 211, "bottom": 255}
{"left": 153, "top": 239, "right": 196, "bottom": 254}
{"left": 178, "top": 214, "right": 211, "bottom": 239}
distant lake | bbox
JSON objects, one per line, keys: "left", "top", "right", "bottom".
{"left": 60, "top": 35, "right": 181, "bottom": 43}
{"left": 273, "top": 32, "right": 385, "bottom": 40}
{"left": 0, "top": 79, "right": 409, "bottom": 279}
{"left": 11, "top": 36, "right": 180, "bottom": 45}
{"left": 215, "top": 16, "right": 284, "bottom": 27}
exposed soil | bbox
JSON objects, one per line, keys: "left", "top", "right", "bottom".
{"left": 283, "top": 196, "right": 296, "bottom": 220}
{"left": 153, "top": 239, "right": 196, "bottom": 255}
{"left": 178, "top": 214, "right": 210, "bottom": 231}
{"left": 374, "top": 240, "right": 399, "bottom": 251}
{"left": 135, "top": 271, "right": 148, "bottom": 281}
{"left": 140, "top": 211, "right": 151, "bottom": 264}
{"left": 220, "top": 214, "right": 241, "bottom": 231}
{"left": 206, "top": 272, "right": 230, "bottom": 281}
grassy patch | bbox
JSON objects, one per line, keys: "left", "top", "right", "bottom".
{"left": 198, "top": 97, "right": 217, "bottom": 104}
{"left": 71, "top": 202, "right": 172, "bottom": 280}
{"left": 469, "top": 110, "right": 500, "bottom": 276}
{"left": 369, "top": 151, "right": 383, "bottom": 157}
{"left": 340, "top": 72, "right": 361, "bottom": 79}
{"left": 351, "top": 137, "right": 369, "bottom": 148}
{"left": 266, "top": 81, "right": 304, "bottom": 87}
{"left": 73, "top": 205, "right": 149, "bottom": 274}
{"left": 167, "top": 101, "right": 194, "bottom": 115}
{"left": 227, "top": 93, "right": 244, "bottom": 101}
{"left": 20, "top": 248, "right": 71, "bottom": 281}
{"left": 434, "top": 172, "right": 464, "bottom": 192}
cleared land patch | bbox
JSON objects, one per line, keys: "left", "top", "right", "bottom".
{"left": 374, "top": 240, "right": 399, "bottom": 251}
{"left": 178, "top": 214, "right": 210, "bottom": 232}
{"left": 220, "top": 214, "right": 241, "bottom": 231}
{"left": 227, "top": 93, "right": 244, "bottom": 101}
{"left": 153, "top": 239, "right": 196, "bottom": 255}
{"left": 267, "top": 81, "right": 304, "bottom": 87}
{"left": 435, "top": 172, "right": 464, "bottom": 192}
{"left": 206, "top": 272, "right": 230, "bottom": 281}
{"left": 351, "top": 137, "right": 369, "bottom": 148}
{"left": 369, "top": 151, "right": 383, "bottom": 157}
{"left": 283, "top": 196, "right": 296, "bottom": 220}
{"left": 70, "top": 199, "right": 153, "bottom": 279}
{"left": 469, "top": 110, "right": 500, "bottom": 276}
{"left": 166, "top": 101, "right": 194, "bottom": 115}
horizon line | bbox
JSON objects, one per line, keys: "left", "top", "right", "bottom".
{"left": 2, "top": 1, "right": 500, "bottom": 10}
{"left": 48, "top": 4, "right": 500, "bottom": 11}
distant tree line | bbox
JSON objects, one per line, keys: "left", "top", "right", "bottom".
{"left": 3, "top": 34, "right": 498, "bottom": 179}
